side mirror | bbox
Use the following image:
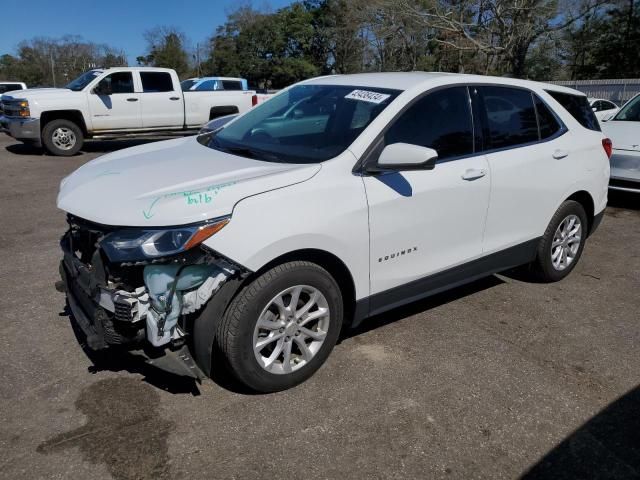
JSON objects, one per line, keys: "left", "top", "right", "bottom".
{"left": 375, "top": 143, "right": 438, "bottom": 171}
{"left": 592, "top": 106, "right": 598, "bottom": 112}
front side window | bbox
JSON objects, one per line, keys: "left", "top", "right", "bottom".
{"left": 384, "top": 86, "right": 474, "bottom": 160}
{"left": 97, "top": 72, "right": 134, "bottom": 94}
{"left": 195, "top": 80, "right": 218, "bottom": 91}
{"left": 478, "top": 86, "right": 538, "bottom": 149}
{"left": 207, "top": 84, "right": 401, "bottom": 164}
{"left": 546, "top": 91, "right": 600, "bottom": 131}
{"left": 140, "top": 72, "right": 174, "bottom": 93}
{"left": 614, "top": 94, "right": 640, "bottom": 122}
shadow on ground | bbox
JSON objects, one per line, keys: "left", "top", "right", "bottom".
{"left": 521, "top": 385, "right": 640, "bottom": 479}
{"left": 4, "top": 137, "right": 179, "bottom": 156}
{"left": 37, "top": 377, "right": 174, "bottom": 480}
{"left": 62, "top": 305, "right": 201, "bottom": 396}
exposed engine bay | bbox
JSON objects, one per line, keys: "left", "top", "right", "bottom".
{"left": 58, "top": 215, "right": 249, "bottom": 378}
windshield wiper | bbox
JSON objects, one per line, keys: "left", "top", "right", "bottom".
{"left": 210, "top": 137, "right": 282, "bottom": 162}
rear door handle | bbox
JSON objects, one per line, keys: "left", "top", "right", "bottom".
{"left": 553, "top": 149, "right": 569, "bottom": 159}
{"left": 169, "top": 97, "right": 180, "bottom": 101}
{"left": 126, "top": 98, "right": 138, "bottom": 102}
{"left": 461, "top": 168, "right": 487, "bottom": 181}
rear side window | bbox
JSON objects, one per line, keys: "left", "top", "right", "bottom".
{"left": 384, "top": 86, "right": 474, "bottom": 160}
{"left": 221, "top": 80, "right": 243, "bottom": 91}
{"left": 140, "top": 72, "right": 174, "bottom": 93}
{"left": 478, "top": 86, "right": 538, "bottom": 149}
{"left": 546, "top": 91, "right": 600, "bottom": 131}
{"left": 533, "top": 96, "right": 562, "bottom": 139}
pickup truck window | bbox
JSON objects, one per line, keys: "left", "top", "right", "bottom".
{"left": 98, "top": 72, "right": 134, "bottom": 94}
{"left": 221, "top": 80, "right": 243, "bottom": 91}
{"left": 66, "top": 70, "right": 102, "bottom": 91}
{"left": 0, "top": 84, "right": 23, "bottom": 93}
{"left": 207, "top": 84, "right": 401, "bottom": 164}
{"left": 195, "top": 80, "right": 218, "bottom": 91}
{"left": 141, "top": 72, "right": 174, "bottom": 93}
{"left": 181, "top": 79, "right": 196, "bottom": 91}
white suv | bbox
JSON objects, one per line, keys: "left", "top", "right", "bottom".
{"left": 57, "top": 73, "right": 610, "bottom": 392}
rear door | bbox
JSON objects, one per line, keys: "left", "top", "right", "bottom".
{"left": 477, "top": 86, "right": 574, "bottom": 253}
{"left": 139, "top": 71, "right": 183, "bottom": 128}
{"left": 87, "top": 71, "right": 141, "bottom": 130}
{"left": 364, "top": 86, "right": 491, "bottom": 297}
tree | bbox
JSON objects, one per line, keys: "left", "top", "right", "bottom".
{"left": 139, "top": 26, "right": 190, "bottom": 77}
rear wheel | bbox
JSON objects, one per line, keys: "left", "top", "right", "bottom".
{"left": 215, "top": 261, "right": 343, "bottom": 392}
{"left": 531, "top": 200, "right": 588, "bottom": 282}
{"left": 42, "top": 119, "right": 83, "bottom": 156}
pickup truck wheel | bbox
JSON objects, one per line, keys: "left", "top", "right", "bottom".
{"left": 531, "top": 200, "right": 588, "bottom": 282}
{"left": 215, "top": 261, "right": 343, "bottom": 393}
{"left": 42, "top": 119, "right": 83, "bottom": 156}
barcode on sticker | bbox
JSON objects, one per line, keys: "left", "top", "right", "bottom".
{"left": 345, "top": 90, "right": 391, "bottom": 104}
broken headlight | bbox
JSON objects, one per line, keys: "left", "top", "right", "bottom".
{"left": 100, "top": 216, "right": 230, "bottom": 262}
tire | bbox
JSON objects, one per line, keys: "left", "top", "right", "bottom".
{"left": 531, "top": 200, "right": 588, "bottom": 282}
{"left": 42, "top": 119, "right": 83, "bottom": 156}
{"left": 215, "top": 261, "right": 343, "bottom": 393}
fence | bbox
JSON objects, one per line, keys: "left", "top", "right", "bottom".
{"left": 548, "top": 79, "right": 640, "bottom": 106}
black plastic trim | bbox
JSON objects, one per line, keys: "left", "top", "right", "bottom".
{"left": 352, "top": 238, "right": 540, "bottom": 325}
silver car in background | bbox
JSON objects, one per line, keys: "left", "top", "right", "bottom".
{"left": 602, "top": 93, "right": 640, "bottom": 193}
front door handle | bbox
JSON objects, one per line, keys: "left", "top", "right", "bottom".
{"left": 169, "top": 97, "right": 180, "bottom": 101}
{"left": 461, "top": 168, "right": 487, "bottom": 181}
{"left": 126, "top": 97, "right": 139, "bottom": 102}
{"left": 553, "top": 149, "right": 569, "bottom": 159}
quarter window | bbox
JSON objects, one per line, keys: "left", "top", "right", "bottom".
{"left": 478, "top": 86, "right": 538, "bottom": 149}
{"left": 534, "top": 95, "right": 562, "bottom": 139}
{"left": 384, "top": 86, "right": 474, "bottom": 160}
{"left": 140, "top": 72, "right": 174, "bottom": 93}
{"left": 546, "top": 91, "right": 600, "bottom": 131}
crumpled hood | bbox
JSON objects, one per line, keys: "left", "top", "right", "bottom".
{"left": 602, "top": 121, "right": 640, "bottom": 152}
{"left": 57, "top": 136, "right": 321, "bottom": 227}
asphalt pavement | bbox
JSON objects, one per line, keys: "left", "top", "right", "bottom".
{"left": 0, "top": 134, "right": 639, "bottom": 480}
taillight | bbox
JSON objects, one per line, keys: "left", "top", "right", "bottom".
{"left": 602, "top": 138, "right": 613, "bottom": 159}
{"left": 251, "top": 94, "right": 258, "bottom": 107}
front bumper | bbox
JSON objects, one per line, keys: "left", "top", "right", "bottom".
{"left": 610, "top": 150, "right": 640, "bottom": 193}
{"left": 0, "top": 115, "right": 41, "bottom": 144}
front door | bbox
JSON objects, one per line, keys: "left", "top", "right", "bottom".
{"left": 87, "top": 71, "right": 141, "bottom": 130}
{"left": 363, "top": 86, "right": 491, "bottom": 303}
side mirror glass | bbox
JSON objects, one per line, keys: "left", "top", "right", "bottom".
{"left": 375, "top": 143, "right": 438, "bottom": 171}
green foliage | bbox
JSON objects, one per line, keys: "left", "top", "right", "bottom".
{"left": 139, "top": 27, "right": 190, "bottom": 77}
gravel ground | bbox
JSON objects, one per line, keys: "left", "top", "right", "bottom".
{"left": 0, "top": 134, "right": 639, "bottom": 480}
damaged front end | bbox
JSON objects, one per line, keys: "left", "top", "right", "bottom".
{"left": 58, "top": 214, "right": 249, "bottom": 379}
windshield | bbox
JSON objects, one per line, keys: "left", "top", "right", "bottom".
{"left": 205, "top": 84, "right": 401, "bottom": 163}
{"left": 614, "top": 94, "right": 640, "bottom": 122}
{"left": 66, "top": 70, "right": 102, "bottom": 91}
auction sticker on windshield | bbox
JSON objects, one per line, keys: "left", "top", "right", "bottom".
{"left": 345, "top": 90, "right": 391, "bottom": 104}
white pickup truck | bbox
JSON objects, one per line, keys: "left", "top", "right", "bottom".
{"left": 0, "top": 67, "right": 257, "bottom": 156}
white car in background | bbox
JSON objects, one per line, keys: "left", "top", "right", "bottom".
{"left": 588, "top": 97, "right": 620, "bottom": 122}
{"left": 57, "top": 73, "right": 610, "bottom": 392}
{"left": 602, "top": 93, "right": 640, "bottom": 192}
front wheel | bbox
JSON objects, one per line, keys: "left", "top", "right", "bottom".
{"left": 215, "top": 261, "right": 343, "bottom": 392}
{"left": 531, "top": 200, "right": 588, "bottom": 282}
{"left": 42, "top": 119, "right": 83, "bottom": 156}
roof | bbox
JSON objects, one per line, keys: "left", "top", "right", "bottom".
{"left": 302, "top": 71, "right": 584, "bottom": 96}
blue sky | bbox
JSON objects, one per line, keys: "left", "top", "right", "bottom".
{"left": 1, "top": 0, "right": 294, "bottom": 64}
